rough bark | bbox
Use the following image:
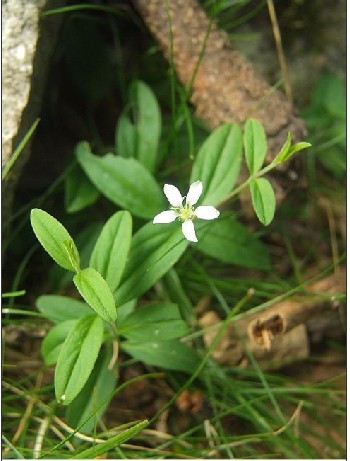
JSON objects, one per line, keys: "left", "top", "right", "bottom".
{"left": 134, "top": 0, "right": 307, "bottom": 159}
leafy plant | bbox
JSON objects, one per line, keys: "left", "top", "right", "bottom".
{"left": 30, "top": 80, "right": 310, "bottom": 435}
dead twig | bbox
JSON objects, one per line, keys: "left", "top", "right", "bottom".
{"left": 199, "top": 268, "right": 345, "bottom": 368}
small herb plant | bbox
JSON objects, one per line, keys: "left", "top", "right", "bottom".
{"left": 30, "top": 80, "right": 310, "bottom": 431}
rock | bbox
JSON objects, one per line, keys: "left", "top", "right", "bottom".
{"left": 2, "top": 0, "right": 65, "bottom": 240}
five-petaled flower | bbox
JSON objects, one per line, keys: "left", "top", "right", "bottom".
{"left": 153, "top": 181, "right": 220, "bottom": 242}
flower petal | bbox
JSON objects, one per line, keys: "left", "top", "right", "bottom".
{"left": 164, "top": 184, "right": 183, "bottom": 207}
{"left": 153, "top": 210, "right": 178, "bottom": 223}
{"left": 194, "top": 206, "right": 220, "bottom": 220}
{"left": 186, "top": 180, "right": 203, "bottom": 206}
{"left": 181, "top": 220, "right": 198, "bottom": 242}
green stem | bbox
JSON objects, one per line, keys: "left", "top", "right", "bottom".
{"left": 2, "top": 118, "right": 40, "bottom": 181}
{"left": 110, "top": 322, "right": 118, "bottom": 339}
{"left": 215, "top": 161, "right": 276, "bottom": 208}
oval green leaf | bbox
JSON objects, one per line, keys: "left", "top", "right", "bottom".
{"left": 273, "top": 131, "right": 292, "bottom": 165}
{"left": 190, "top": 123, "right": 242, "bottom": 205}
{"left": 41, "top": 319, "right": 77, "bottom": 365}
{"left": 116, "top": 112, "right": 136, "bottom": 159}
{"left": 65, "top": 161, "right": 100, "bottom": 213}
{"left": 282, "top": 141, "right": 312, "bottom": 162}
{"left": 30, "top": 208, "right": 80, "bottom": 272}
{"left": 195, "top": 214, "right": 270, "bottom": 270}
{"left": 122, "top": 339, "right": 200, "bottom": 373}
{"left": 66, "top": 347, "right": 117, "bottom": 435}
{"left": 51, "top": 222, "right": 103, "bottom": 290}
{"left": 36, "top": 295, "right": 93, "bottom": 324}
{"left": 249, "top": 178, "right": 276, "bottom": 226}
{"left": 77, "top": 148, "right": 164, "bottom": 219}
{"left": 89, "top": 211, "right": 132, "bottom": 292}
{"left": 55, "top": 314, "right": 104, "bottom": 405}
{"left": 114, "top": 222, "right": 188, "bottom": 306}
{"left": 118, "top": 302, "right": 189, "bottom": 342}
{"left": 132, "top": 80, "right": 161, "bottom": 173}
{"left": 243, "top": 118, "right": 267, "bottom": 174}
{"left": 116, "top": 80, "right": 161, "bottom": 173}
{"left": 274, "top": 132, "right": 311, "bottom": 164}
{"left": 73, "top": 268, "right": 117, "bottom": 323}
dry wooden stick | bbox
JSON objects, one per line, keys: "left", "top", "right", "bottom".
{"left": 134, "top": 0, "right": 306, "bottom": 158}
{"left": 199, "top": 268, "right": 345, "bottom": 368}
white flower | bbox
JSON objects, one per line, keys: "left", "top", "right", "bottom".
{"left": 153, "top": 181, "right": 220, "bottom": 242}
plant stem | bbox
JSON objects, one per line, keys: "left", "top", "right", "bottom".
{"left": 2, "top": 118, "right": 40, "bottom": 181}
{"left": 215, "top": 161, "right": 276, "bottom": 208}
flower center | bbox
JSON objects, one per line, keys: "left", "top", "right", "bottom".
{"left": 173, "top": 204, "right": 195, "bottom": 222}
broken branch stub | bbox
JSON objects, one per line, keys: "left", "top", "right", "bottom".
{"left": 199, "top": 268, "right": 345, "bottom": 369}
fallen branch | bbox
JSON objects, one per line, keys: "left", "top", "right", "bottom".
{"left": 134, "top": 0, "right": 306, "bottom": 158}
{"left": 199, "top": 268, "right": 345, "bottom": 369}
